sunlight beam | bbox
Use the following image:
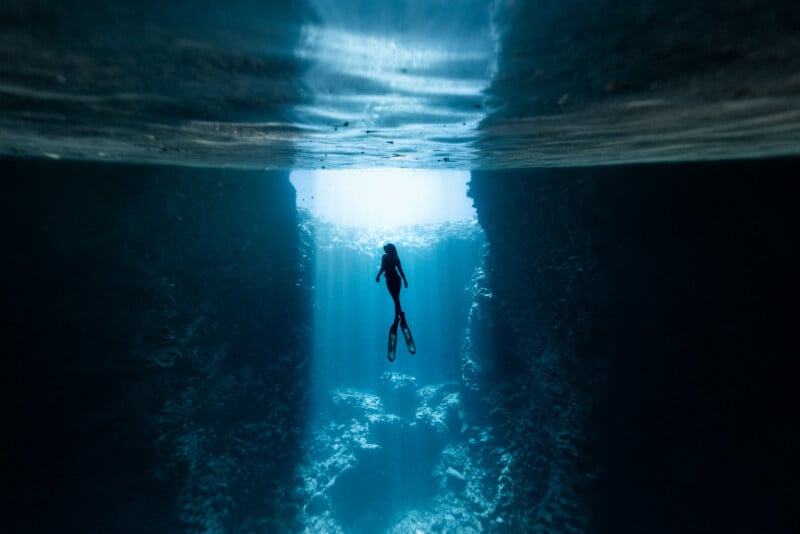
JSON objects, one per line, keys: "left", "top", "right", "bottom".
{"left": 290, "top": 169, "right": 475, "bottom": 229}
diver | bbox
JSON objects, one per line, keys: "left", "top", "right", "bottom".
{"left": 376, "top": 243, "right": 408, "bottom": 322}
{"left": 376, "top": 243, "right": 415, "bottom": 360}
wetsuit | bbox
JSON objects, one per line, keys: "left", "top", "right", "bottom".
{"left": 381, "top": 253, "right": 403, "bottom": 317}
{"left": 382, "top": 254, "right": 401, "bottom": 294}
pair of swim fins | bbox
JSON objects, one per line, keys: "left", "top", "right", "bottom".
{"left": 387, "top": 313, "right": 416, "bottom": 362}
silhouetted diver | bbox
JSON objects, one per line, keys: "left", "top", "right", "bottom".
{"left": 376, "top": 243, "right": 416, "bottom": 360}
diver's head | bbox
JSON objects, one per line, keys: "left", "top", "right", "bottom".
{"left": 383, "top": 243, "right": 397, "bottom": 256}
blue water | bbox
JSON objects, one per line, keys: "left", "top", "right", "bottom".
{"left": 2, "top": 1, "right": 798, "bottom": 532}
{"left": 3, "top": 148, "right": 797, "bottom": 534}
{"left": 302, "top": 219, "right": 486, "bottom": 532}
{"left": 289, "top": 164, "right": 486, "bottom": 530}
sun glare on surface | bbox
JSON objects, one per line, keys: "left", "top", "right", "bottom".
{"left": 290, "top": 169, "right": 475, "bottom": 229}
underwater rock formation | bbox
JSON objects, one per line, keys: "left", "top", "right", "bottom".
{"left": 300, "top": 371, "right": 510, "bottom": 533}
{"left": 469, "top": 161, "right": 799, "bottom": 532}
{"left": 468, "top": 173, "right": 600, "bottom": 532}
{"left": 1, "top": 159, "right": 311, "bottom": 532}
{"left": 2, "top": 156, "right": 797, "bottom": 533}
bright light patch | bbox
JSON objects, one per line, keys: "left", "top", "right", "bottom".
{"left": 296, "top": 25, "right": 489, "bottom": 98}
{"left": 291, "top": 169, "right": 474, "bottom": 229}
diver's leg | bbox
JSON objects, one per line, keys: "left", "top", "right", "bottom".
{"left": 391, "top": 295, "right": 402, "bottom": 323}
{"left": 388, "top": 279, "right": 402, "bottom": 320}
{"left": 390, "top": 293, "right": 400, "bottom": 329}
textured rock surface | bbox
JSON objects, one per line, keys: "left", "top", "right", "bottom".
{"left": 468, "top": 173, "right": 600, "bottom": 532}
{"left": 3, "top": 156, "right": 796, "bottom": 533}
{"left": 1, "top": 159, "right": 311, "bottom": 532}
{"left": 299, "top": 372, "right": 510, "bottom": 533}
{"left": 469, "top": 161, "right": 799, "bottom": 532}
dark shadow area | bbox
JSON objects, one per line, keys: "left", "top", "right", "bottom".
{"left": 486, "top": 0, "right": 800, "bottom": 117}
{"left": 0, "top": 157, "right": 312, "bottom": 532}
{"left": 0, "top": 0, "right": 315, "bottom": 167}
{"left": 479, "top": 1, "right": 800, "bottom": 166}
{"left": 584, "top": 161, "right": 798, "bottom": 533}
{"left": 0, "top": 0, "right": 314, "bottom": 123}
{"left": 470, "top": 158, "right": 798, "bottom": 533}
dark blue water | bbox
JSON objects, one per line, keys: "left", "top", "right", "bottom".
{"left": 2, "top": 157, "right": 798, "bottom": 533}
{"left": 2, "top": 2, "right": 799, "bottom": 533}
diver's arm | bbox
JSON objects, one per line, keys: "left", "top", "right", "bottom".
{"left": 398, "top": 265, "right": 408, "bottom": 287}
{"left": 376, "top": 265, "right": 384, "bottom": 283}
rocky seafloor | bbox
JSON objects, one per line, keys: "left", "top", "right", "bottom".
{"left": 299, "top": 373, "right": 499, "bottom": 533}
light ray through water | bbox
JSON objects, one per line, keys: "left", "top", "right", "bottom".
{"left": 291, "top": 169, "right": 475, "bottom": 229}
{"left": 293, "top": 169, "right": 488, "bottom": 530}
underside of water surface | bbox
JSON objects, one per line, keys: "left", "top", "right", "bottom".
{"left": 2, "top": 0, "right": 800, "bottom": 168}
{"left": 1, "top": 2, "right": 799, "bottom": 534}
